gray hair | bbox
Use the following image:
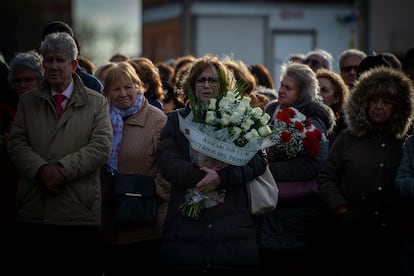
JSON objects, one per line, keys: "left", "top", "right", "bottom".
{"left": 8, "top": 50, "right": 44, "bottom": 88}
{"left": 338, "top": 48, "right": 367, "bottom": 70}
{"left": 280, "top": 62, "right": 319, "bottom": 103}
{"left": 305, "top": 48, "right": 334, "bottom": 70}
{"left": 40, "top": 32, "right": 78, "bottom": 61}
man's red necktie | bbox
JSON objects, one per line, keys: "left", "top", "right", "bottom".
{"left": 53, "top": 95, "right": 66, "bottom": 117}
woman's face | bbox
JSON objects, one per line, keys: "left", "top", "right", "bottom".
{"left": 318, "top": 77, "right": 338, "bottom": 108}
{"left": 278, "top": 75, "right": 300, "bottom": 108}
{"left": 12, "top": 68, "right": 41, "bottom": 94}
{"left": 368, "top": 96, "right": 394, "bottom": 127}
{"left": 107, "top": 74, "right": 138, "bottom": 110}
{"left": 195, "top": 66, "right": 219, "bottom": 103}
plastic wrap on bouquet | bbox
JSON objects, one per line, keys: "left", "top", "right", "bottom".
{"left": 177, "top": 110, "right": 273, "bottom": 219}
{"left": 189, "top": 147, "right": 227, "bottom": 170}
{"left": 178, "top": 186, "right": 226, "bottom": 219}
{"left": 179, "top": 113, "right": 265, "bottom": 166}
{"left": 266, "top": 107, "right": 325, "bottom": 161}
{"left": 178, "top": 148, "right": 227, "bottom": 219}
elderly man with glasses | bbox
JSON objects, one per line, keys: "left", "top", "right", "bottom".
{"left": 338, "top": 48, "right": 367, "bottom": 88}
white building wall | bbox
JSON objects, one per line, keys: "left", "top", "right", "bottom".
{"left": 193, "top": 2, "right": 356, "bottom": 84}
{"left": 369, "top": 0, "right": 414, "bottom": 55}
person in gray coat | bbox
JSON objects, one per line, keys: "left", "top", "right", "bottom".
{"left": 258, "top": 62, "right": 335, "bottom": 275}
{"left": 6, "top": 32, "right": 112, "bottom": 275}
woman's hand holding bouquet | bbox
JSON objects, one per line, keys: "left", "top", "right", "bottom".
{"left": 179, "top": 74, "right": 272, "bottom": 219}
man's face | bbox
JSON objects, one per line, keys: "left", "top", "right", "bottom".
{"left": 340, "top": 55, "right": 362, "bottom": 88}
{"left": 43, "top": 52, "right": 77, "bottom": 91}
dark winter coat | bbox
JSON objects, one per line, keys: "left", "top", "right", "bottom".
{"left": 317, "top": 67, "right": 414, "bottom": 274}
{"left": 259, "top": 99, "right": 336, "bottom": 250}
{"left": 157, "top": 107, "right": 267, "bottom": 272}
{"left": 318, "top": 67, "right": 414, "bottom": 225}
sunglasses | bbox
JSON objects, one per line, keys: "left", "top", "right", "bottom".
{"left": 304, "top": 58, "right": 322, "bottom": 69}
{"left": 341, "top": 65, "right": 359, "bottom": 73}
{"left": 196, "top": 77, "right": 218, "bottom": 86}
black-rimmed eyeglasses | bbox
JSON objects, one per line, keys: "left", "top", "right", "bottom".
{"left": 196, "top": 77, "right": 218, "bottom": 86}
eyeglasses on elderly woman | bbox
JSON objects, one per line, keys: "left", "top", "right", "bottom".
{"left": 303, "top": 58, "right": 322, "bottom": 69}
{"left": 196, "top": 77, "right": 218, "bottom": 86}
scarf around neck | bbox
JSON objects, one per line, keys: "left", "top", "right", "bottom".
{"left": 106, "top": 93, "right": 144, "bottom": 174}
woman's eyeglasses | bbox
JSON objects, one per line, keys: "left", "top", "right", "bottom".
{"left": 303, "top": 58, "right": 322, "bottom": 69}
{"left": 196, "top": 77, "right": 218, "bottom": 86}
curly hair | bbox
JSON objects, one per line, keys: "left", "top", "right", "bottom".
{"left": 316, "top": 69, "right": 349, "bottom": 118}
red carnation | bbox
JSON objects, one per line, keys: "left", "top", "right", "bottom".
{"left": 280, "top": 131, "right": 292, "bottom": 142}
{"left": 276, "top": 109, "right": 292, "bottom": 124}
{"left": 294, "top": 121, "right": 305, "bottom": 132}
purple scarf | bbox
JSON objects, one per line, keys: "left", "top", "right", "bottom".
{"left": 107, "top": 93, "right": 144, "bottom": 173}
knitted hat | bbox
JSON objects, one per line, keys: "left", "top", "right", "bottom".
{"left": 357, "top": 54, "right": 391, "bottom": 77}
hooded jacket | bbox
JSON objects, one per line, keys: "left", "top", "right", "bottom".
{"left": 318, "top": 67, "right": 414, "bottom": 227}
{"left": 345, "top": 67, "right": 414, "bottom": 139}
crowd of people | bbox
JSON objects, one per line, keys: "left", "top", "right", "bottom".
{"left": 1, "top": 20, "right": 414, "bottom": 275}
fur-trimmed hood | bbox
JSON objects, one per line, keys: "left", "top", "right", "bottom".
{"left": 345, "top": 67, "right": 414, "bottom": 139}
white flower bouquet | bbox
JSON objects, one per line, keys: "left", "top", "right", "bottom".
{"left": 178, "top": 72, "right": 273, "bottom": 219}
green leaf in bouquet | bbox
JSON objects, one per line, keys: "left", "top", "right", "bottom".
{"left": 185, "top": 82, "right": 203, "bottom": 123}
{"left": 231, "top": 78, "right": 249, "bottom": 99}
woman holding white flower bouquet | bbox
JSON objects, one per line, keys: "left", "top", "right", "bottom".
{"left": 258, "top": 62, "right": 336, "bottom": 275}
{"left": 156, "top": 55, "right": 268, "bottom": 272}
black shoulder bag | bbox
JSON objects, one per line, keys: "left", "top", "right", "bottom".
{"left": 112, "top": 173, "right": 157, "bottom": 224}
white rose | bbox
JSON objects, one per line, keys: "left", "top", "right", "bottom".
{"left": 251, "top": 106, "right": 263, "bottom": 118}
{"left": 258, "top": 125, "right": 272, "bottom": 137}
{"left": 219, "top": 97, "right": 232, "bottom": 110}
{"left": 245, "top": 129, "right": 260, "bottom": 141}
{"left": 260, "top": 113, "right": 271, "bottom": 125}
{"left": 236, "top": 104, "right": 248, "bottom": 113}
{"left": 230, "top": 126, "right": 242, "bottom": 139}
{"left": 241, "top": 96, "right": 252, "bottom": 105}
{"left": 221, "top": 113, "right": 231, "bottom": 126}
{"left": 226, "top": 91, "right": 236, "bottom": 100}
{"left": 230, "top": 111, "right": 242, "bottom": 124}
{"left": 205, "top": 111, "right": 216, "bottom": 124}
{"left": 208, "top": 98, "right": 217, "bottom": 110}
{"left": 241, "top": 118, "right": 254, "bottom": 131}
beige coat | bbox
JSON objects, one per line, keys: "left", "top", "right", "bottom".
{"left": 7, "top": 74, "right": 113, "bottom": 225}
{"left": 100, "top": 98, "right": 169, "bottom": 245}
